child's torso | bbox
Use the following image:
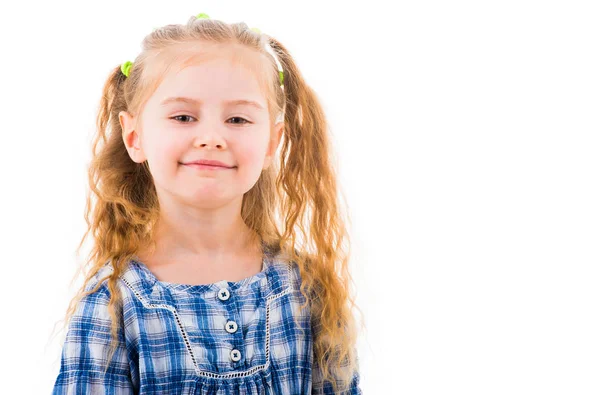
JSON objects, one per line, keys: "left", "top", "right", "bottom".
{"left": 110, "top": 255, "right": 314, "bottom": 394}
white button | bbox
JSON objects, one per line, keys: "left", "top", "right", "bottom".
{"left": 230, "top": 348, "right": 241, "bottom": 362}
{"left": 217, "top": 288, "right": 230, "bottom": 301}
{"left": 225, "top": 320, "right": 238, "bottom": 333}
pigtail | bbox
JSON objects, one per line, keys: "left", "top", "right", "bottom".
{"left": 68, "top": 65, "right": 129, "bottom": 375}
{"left": 57, "top": 63, "right": 156, "bottom": 376}
{"left": 268, "top": 37, "right": 364, "bottom": 393}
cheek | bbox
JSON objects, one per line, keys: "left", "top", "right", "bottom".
{"left": 235, "top": 134, "right": 270, "bottom": 165}
{"left": 159, "top": 143, "right": 183, "bottom": 163}
{"left": 232, "top": 143, "right": 268, "bottom": 186}
{"left": 145, "top": 136, "right": 185, "bottom": 172}
{"left": 153, "top": 133, "right": 180, "bottom": 157}
{"left": 235, "top": 145, "right": 268, "bottom": 175}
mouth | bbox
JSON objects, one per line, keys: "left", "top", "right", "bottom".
{"left": 181, "top": 160, "right": 235, "bottom": 169}
{"left": 181, "top": 163, "right": 235, "bottom": 170}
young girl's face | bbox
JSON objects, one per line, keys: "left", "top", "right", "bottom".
{"left": 120, "top": 49, "right": 283, "bottom": 208}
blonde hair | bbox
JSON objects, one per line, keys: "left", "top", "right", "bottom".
{"left": 58, "top": 15, "right": 364, "bottom": 392}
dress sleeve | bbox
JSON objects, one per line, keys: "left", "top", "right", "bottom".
{"left": 311, "top": 350, "right": 362, "bottom": 395}
{"left": 51, "top": 282, "right": 137, "bottom": 395}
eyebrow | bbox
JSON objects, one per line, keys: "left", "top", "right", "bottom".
{"left": 159, "top": 96, "right": 265, "bottom": 110}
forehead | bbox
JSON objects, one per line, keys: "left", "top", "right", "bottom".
{"left": 147, "top": 44, "right": 270, "bottom": 108}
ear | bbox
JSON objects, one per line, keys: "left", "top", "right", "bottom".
{"left": 263, "top": 121, "right": 284, "bottom": 170}
{"left": 119, "top": 111, "right": 147, "bottom": 164}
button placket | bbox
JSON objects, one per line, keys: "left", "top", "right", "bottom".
{"left": 217, "top": 286, "right": 244, "bottom": 364}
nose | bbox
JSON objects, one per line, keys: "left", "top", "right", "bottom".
{"left": 192, "top": 120, "right": 227, "bottom": 149}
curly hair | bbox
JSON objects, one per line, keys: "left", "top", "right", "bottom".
{"left": 55, "top": 15, "right": 364, "bottom": 393}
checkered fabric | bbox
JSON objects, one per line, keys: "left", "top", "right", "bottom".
{"left": 51, "top": 251, "right": 361, "bottom": 394}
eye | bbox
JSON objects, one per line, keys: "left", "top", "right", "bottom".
{"left": 171, "top": 115, "right": 195, "bottom": 123}
{"left": 227, "top": 117, "right": 251, "bottom": 125}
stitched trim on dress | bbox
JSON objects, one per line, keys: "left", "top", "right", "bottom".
{"left": 119, "top": 261, "right": 293, "bottom": 379}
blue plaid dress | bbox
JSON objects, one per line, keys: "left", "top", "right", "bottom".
{"left": 51, "top": 251, "right": 362, "bottom": 394}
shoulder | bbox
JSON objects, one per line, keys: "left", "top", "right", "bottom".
{"left": 270, "top": 248, "right": 304, "bottom": 281}
{"left": 67, "top": 262, "right": 144, "bottom": 349}
{"left": 63, "top": 267, "right": 126, "bottom": 345}
{"left": 287, "top": 259, "right": 302, "bottom": 282}
{"left": 77, "top": 260, "right": 143, "bottom": 312}
{"left": 275, "top": 248, "right": 309, "bottom": 290}
{"left": 270, "top": 249, "right": 304, "bottom": 289}
{"left": 78, "top": 265, "right": 113, "bottom": 303}
{"left": 280, "top": 258, "right": 311, "bottom": 307}
{"left": 70, "top": 264, "right": 126, "bottom": 321}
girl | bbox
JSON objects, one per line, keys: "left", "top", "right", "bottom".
{"left": 52, "top": 12, "right": 363, "bottom": 394}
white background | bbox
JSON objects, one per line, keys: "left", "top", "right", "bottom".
{"left": 0, "top": 0, "right": 599, "bottom": 394}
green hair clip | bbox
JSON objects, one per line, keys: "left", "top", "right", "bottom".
{"left": 196, "top": 13, "right": 210, "bottom": 19}
{"left": 121, "top": 60, "right": 133, "bottom": 77}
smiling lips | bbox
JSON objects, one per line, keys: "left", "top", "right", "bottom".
{"left": 183, "top": 159, "right": 234, "bottom": 169}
